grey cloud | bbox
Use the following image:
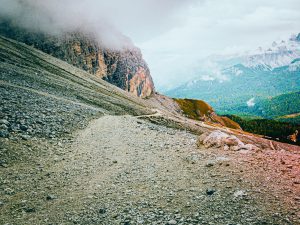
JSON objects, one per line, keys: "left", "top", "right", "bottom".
{"left": 0, "top": 0, "right": 198, "bottom": 48}
{"left": 139, "top": 0, "right": 300, "bottom": 89}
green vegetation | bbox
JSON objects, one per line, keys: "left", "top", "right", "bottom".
{"left": 254, "top": 92, "right": 300, "bottom": 118}
{"left": 174, "top": 98, "right": 241, "bottom": 129}
{"left": 217, "top": 92, "right": 300, "bottom": 128}
{"left": 167, "top": 63, "right": 300, "bottom": 112}
{"left": 174, "top": 98, "right": 213, "bottom": 119}
{"left": 222, "top": 91, "right": 300, "bottom": 119}
{"left": 226, "top": 115, "right": 300, "bottom": 145}
{"left": 277, "top": 115, "right": 300, "bottom": 124}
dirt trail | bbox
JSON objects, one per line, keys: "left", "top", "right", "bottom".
{"left": 1, "top": 115, "right": 299, "bottom": 225}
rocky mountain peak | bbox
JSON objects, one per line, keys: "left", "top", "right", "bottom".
{"left": 0, "top": 19, "right": 155, "bottom": 98}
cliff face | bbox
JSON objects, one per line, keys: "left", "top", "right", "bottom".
{"left": 0, "top": 20, "right": 155, "bottom": 98}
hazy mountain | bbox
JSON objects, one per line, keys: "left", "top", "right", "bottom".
{"left": 166, "top": 33, "right": 300, "bottom": 119}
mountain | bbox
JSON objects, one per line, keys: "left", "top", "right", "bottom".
{"left": 0, "top": 19, "right": 155, "bottom": 98}
{"left": 1, "top": 25, "right": 300, "bottom": 225}
{"left": 166, "top": 34, "right": 300, "bottom": 117}
{"left": 166, "top": 61, "right": 300, "bottom": 113}
{"left": 0, "top": 35, "right": 154, "bottom": 139}
{"left": 241, "top": 36, "right": 300, "bottom": 70}
{"left": 0, "top": 34, "right": 243, "bottom": 138}
{"left": 0, "top": 19, "right": 244, "bottom": 131}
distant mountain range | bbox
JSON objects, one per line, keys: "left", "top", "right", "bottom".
{"left": 166, "top": 33, "right": 300, "bottom": 123}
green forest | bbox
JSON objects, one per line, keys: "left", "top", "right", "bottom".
{"left": 226, "top": 115, "right": 300, "bottom": 146}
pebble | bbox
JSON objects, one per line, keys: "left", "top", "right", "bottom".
{"left": 233, "top": 190, "right": 247, "bottom": 198}
{"left": 0, "top": 124, "right": 8, "bottom": 129}
{"left": 206, "top": 189, "right": 216, "bottom": 195}
{"left": 0, "top": 119, "right": 9, "bottom": 125}
{"left": 0, "top": 130, "right": 9, "bottom": 138}
{"left": 99, "top": 208, "right": 106, "bottom": 214}
{"left": 46, "top": 194, "right": 57, "bottom": 201}
{"left": 167, "top": 219, "right": 177, "bottom": 225}
{"left": 24, "top": 207, "right": 36, "bottom": 213}
{"left": 21, "top": 134, "right": 31, "bottom": 140}
{"left": 205, "top": 162, "right": 214, "bottom": 167}
{"left": 20, "top": 125, "right": 28, "bottom": 131}
{"left": 4, "top": 188, "right": 15, "bottom": 195}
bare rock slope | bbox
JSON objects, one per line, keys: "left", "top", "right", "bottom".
{"left": 0, "top": 35, "right": 153, "bottom": 141}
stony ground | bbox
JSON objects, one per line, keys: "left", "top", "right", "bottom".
{"left": 1, "top": 115, "right": 299, "bottom": 225}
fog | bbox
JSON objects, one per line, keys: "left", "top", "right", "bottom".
{"left": 137, "top": 0, "right": 300, "bottom": 89}
{"left": 0, "top": 0, "right": 197, "bottom": 49}
{"left": 1, "top": 0, "right": 299, "bottom": 89}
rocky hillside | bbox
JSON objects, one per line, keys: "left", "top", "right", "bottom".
{"left": 174, "top": 98, "right": 241, "bottom": 130}
{"left": 1, "top": 33, "right": 300, "bottom": 225}
{"left": 0, "top": 35, "right": 153, "bottom": 140}
{"left": 0, "top": 19, "right": 155, "bottom": 98}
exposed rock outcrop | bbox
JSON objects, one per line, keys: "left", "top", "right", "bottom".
{"left": 174, "top": 98, "right": 242, "bottom": 130}
{"left": 0, "top": 19, "right": 155, "bottom": 98}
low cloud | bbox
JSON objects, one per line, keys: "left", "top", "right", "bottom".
{"left": 0, "top": 0, "right": 198, "bottom": 49}
{"left": 139, "top": 0, "right": 300, "bottom": 89}
{"left": 247, "top": 98, "right": 256, "bottom": 107}
{"left": 1, "top": 1, "right": 299, "bottom": 88}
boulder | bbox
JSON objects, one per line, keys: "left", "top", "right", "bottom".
{"left": 203, "top": 130, "right": 229, "bottom": 148}
{"left": 196, "top": 132, "right": 209, "bottom": 147}
{"left": 197, "top": 130, "right": 259, "bottom": 151}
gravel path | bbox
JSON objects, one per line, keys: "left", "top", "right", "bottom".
{"left": 1, "top": 115, "right": 299, "bottom": 225}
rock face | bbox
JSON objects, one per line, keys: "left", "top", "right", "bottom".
{"left": 0, "top": 20, "right": 155, "bottom": 98}
{"left": 174, "top": 98, "right": 242, "bottom": 130}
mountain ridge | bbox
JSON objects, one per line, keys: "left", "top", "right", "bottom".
{"left": 166, "top": 33, "right": 300, "bottom": 115}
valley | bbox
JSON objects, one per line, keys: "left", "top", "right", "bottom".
{"left": 166, "top": 34, "right": 300, "bottom": 145}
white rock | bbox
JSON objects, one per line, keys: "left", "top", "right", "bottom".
{"left": 197, "top": 130, "right": 259, "bottom": 151}
{"left": 203, "top": 130, "right": 229, "bottom": 148}
{"left": 223, "top": 144, "right": 229, "bottom": 151}
{"left": 168, "top": 220, "right": 177, "bottom": 225}
{"left": 233, "top": 190, "right": 247, "bottom": 198}
{"left": 196, "top": 132, "right": 209, "bottom": 147}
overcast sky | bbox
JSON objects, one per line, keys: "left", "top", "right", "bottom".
{"left": 1, "top": 0, "right": 300, "bottom": 89}
{"left": 131, "top": 0, "right": 300, "bottom": 89}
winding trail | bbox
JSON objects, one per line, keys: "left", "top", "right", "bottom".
{"left": 1, "top": 115, "right": 299, "bottom": 224}
{"left": 37, "top": 115, "right": 299, "bottom": 224}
